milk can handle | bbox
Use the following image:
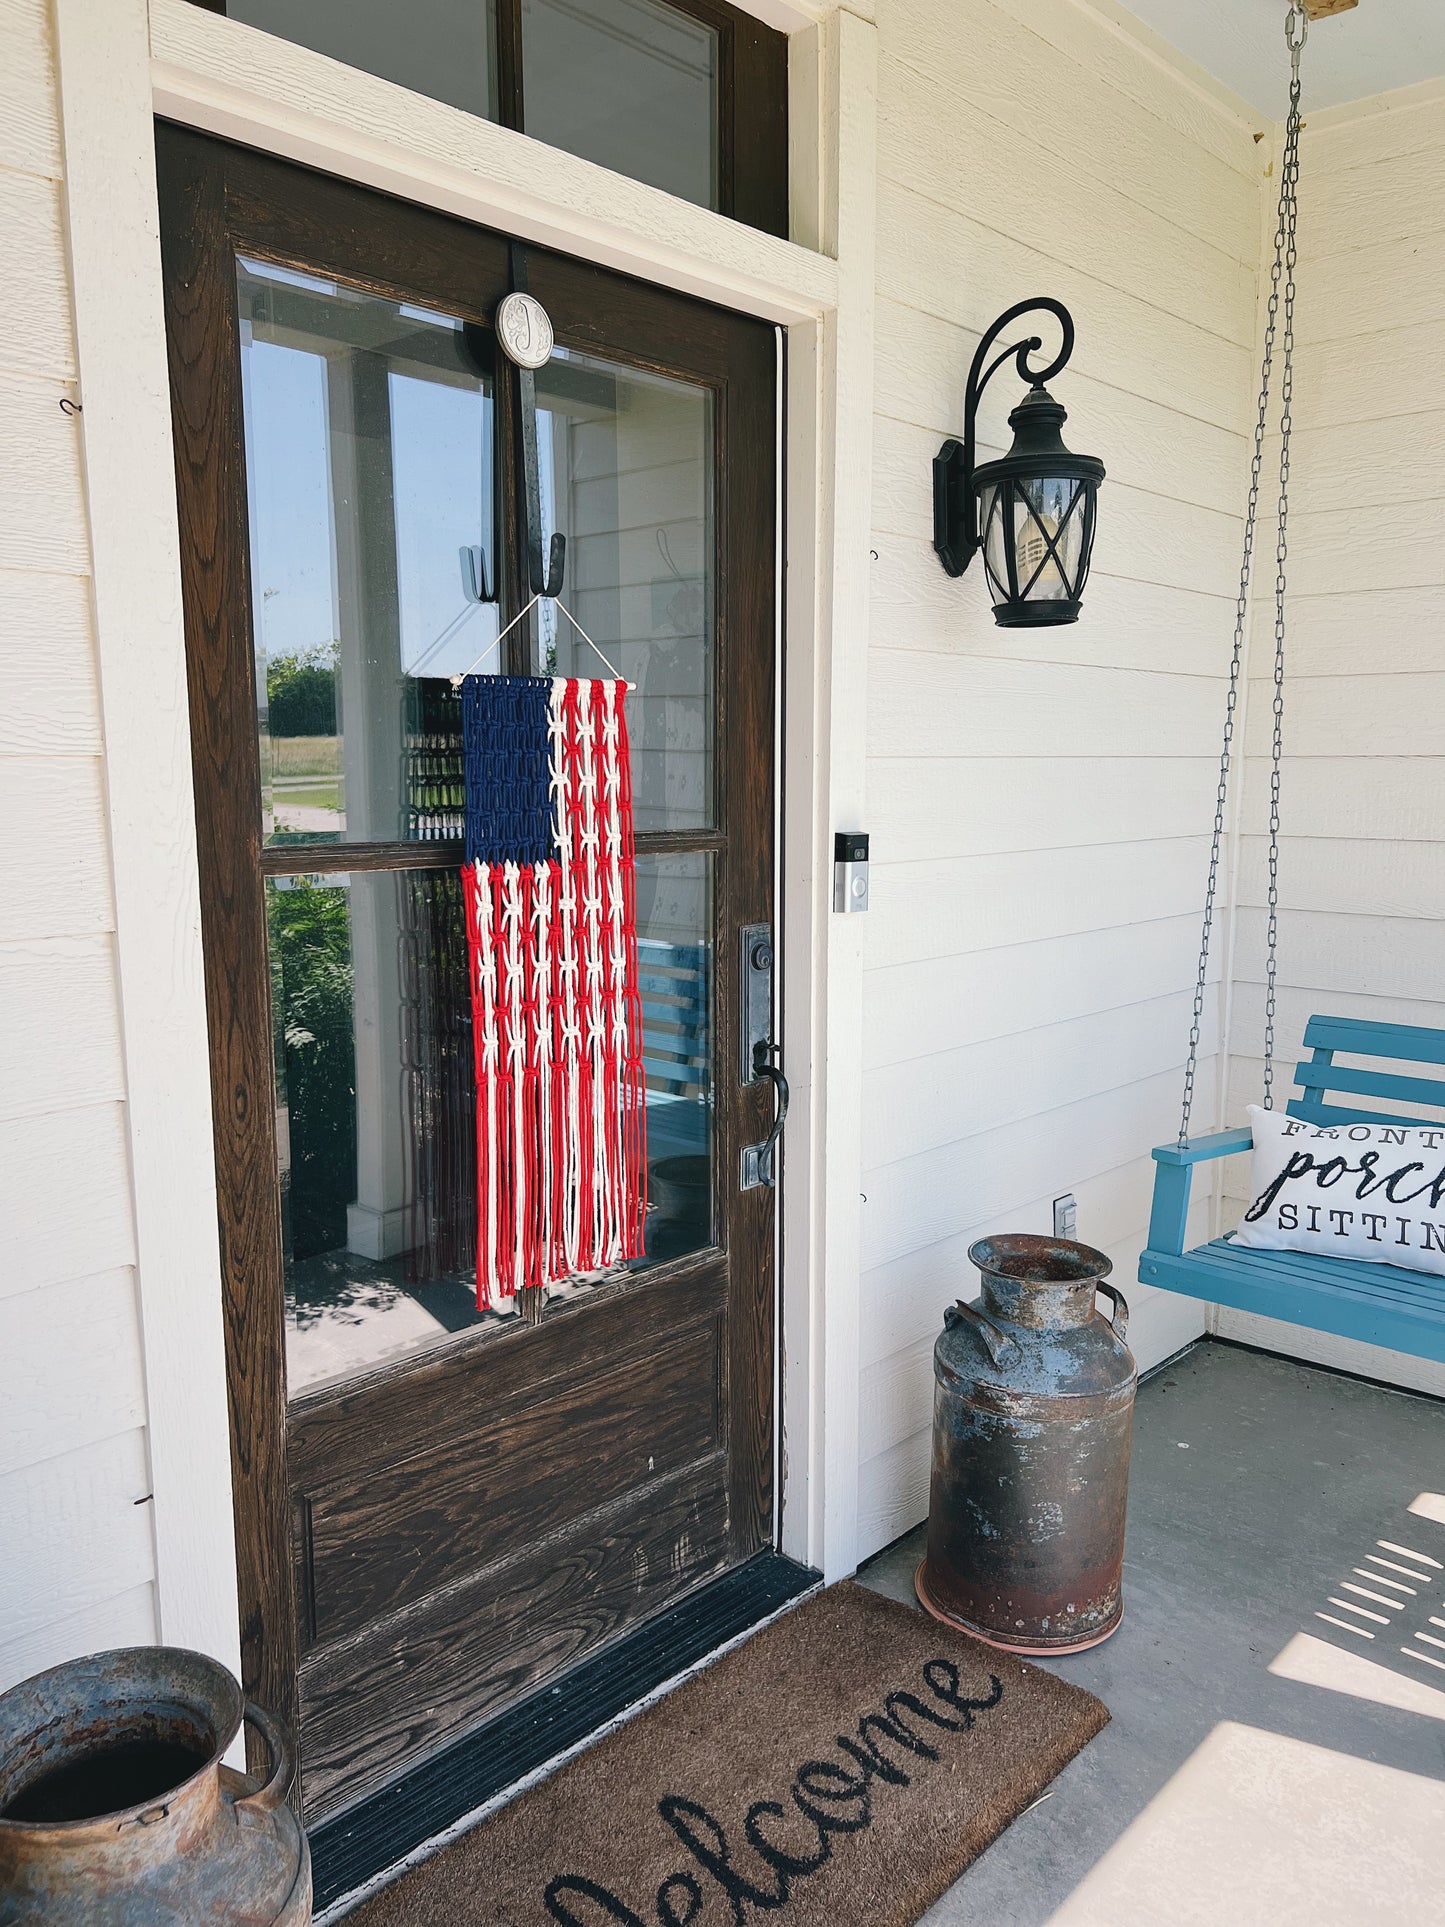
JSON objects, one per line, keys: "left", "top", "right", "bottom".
{"left": 947, "top": 1298, "right": 1019, "bottom": 1368}
{"left": 235, "top": 1702, "right": 294, "bottom": 1815}
{"left": 1096, "top": 1280, "right": 1129, "bottom": 1341}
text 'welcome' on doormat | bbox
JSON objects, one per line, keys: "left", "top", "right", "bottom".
{"left": 346, "top": 1582, "right": 1108, "bottom": 1927}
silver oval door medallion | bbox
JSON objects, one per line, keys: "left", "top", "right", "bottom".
{"left": 496, "top": 291, "right": 554, "bottom": 370}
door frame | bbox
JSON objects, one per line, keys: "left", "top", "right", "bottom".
{"left": 50, "top": 0, "right": 876, "bottom": 1694}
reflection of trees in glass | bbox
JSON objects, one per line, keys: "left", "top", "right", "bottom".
{"left": 269, "top": 878, "right": 355, "bottom": 1259}
{"left": 266, "top": 641, "right": 337, "bottom": 737}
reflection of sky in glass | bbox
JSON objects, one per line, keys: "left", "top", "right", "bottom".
{"left": 243, "top": 338, "right": 338, "bottom": 665}
{"left": 390, "top": 371, "right": 496, "bottom": 678}
{"left": 238, "top": 267, "right": 499, "bottom": 684}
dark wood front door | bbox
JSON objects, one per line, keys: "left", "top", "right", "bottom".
{"left": 158, "top": 126, "right": 777, "bottom": 1819}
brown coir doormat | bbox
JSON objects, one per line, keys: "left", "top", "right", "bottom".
{"left": 346, "top": 1582, "right": 1108, "bottom": 1927}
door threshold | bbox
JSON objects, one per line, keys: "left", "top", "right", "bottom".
{"left": 311, "top": 1549, "right": 821, "bottom": 1917}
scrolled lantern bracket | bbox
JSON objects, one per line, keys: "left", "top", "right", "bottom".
{"left": 933, "top": 297, "right": 1105, "bottom": 626}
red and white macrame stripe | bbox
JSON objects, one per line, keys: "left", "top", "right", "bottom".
{"left": 464, "top": 679, "right": 647, "bottom": 1306}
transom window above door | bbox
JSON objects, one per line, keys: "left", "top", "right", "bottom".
{"left": 193, "top": 0, "right": 787, "bottom": 234}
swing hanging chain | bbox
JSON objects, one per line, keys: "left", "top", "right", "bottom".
{"left": 1266, "top": 14, "right": 1304, "bottom": 1112}
{"left": 1178, "top": 3, "right": 1305, "bottom": 1149}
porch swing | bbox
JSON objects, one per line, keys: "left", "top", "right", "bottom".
{"left": 1138, "top": 4, "right": 1445, "bottom": 1365}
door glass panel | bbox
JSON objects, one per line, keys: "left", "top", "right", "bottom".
{"left": 535, "top": 350, "right": 715, "bottom": 832}
{"left": 238, "top": 258, "right": 497, "bottom": 846}
{"left": 521, "top": 0, "right": 719, "bottom": 209}
{"left": 228, "top": 0, "right": 498, "bottom": 123}
{"left": 272, "top": 869, "right": 488, "bottom": 1396}
{"left": 274, "top": 853, "right": 715, "bottom": 1393}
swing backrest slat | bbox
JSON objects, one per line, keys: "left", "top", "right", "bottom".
{"left": 1287, "top": 1016, "right": 1445, "bottom": 1132}
{"left": 1298, "top": 1015, "right": 1445, "bottom": 1066}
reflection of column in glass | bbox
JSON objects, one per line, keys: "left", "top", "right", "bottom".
{"left": 329, "top": 353, "right": 410, "bottom": 1259}
{"left": 346, "top": 873, "right": 410, "bottom": 1259}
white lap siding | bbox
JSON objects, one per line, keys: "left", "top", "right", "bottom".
{"left": 856, "top": 0, "right": 1266, "bottom": 1557}
{"left": 1222, "top": 83, "right": 1445, "bottom": 1398}
{"left": 0, "top": 0, "right": 156, "bottom": 1686}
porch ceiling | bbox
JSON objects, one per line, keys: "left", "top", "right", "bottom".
{"left": 1120, "top": 0, "right": 1445, "bottom": 117}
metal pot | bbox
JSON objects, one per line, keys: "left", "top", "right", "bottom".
{"left": 0, "top": 1647, "right": 310, "bottom": 1924}
{"left": 917, "top": 1233, "right": 1135, "bottom": 1653}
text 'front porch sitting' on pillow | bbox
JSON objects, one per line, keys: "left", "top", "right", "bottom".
{"left": 1234, "top": 1108, "right": 1445, "bottom": 1278}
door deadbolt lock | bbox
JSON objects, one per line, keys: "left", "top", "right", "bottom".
{"left": 740, "top": 924, "right": 773, "bottom": 1087}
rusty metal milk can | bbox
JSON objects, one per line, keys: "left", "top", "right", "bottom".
{"left": 917, "top": 1234, "right": 1135, "bottom": 1653}
{"left": 0, "top": 1647, "right": 310, "bottom": 1924}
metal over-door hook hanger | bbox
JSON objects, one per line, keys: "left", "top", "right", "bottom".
{"left": 498, "top": 241, "right": 566, "bottom": 598}
{"left": 451, "top": 246, "right": 635, "bottom": 689}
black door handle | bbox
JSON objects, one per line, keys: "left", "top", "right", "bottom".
{"left": 742, "top": 1044, "right": 788, "bottom": 1190}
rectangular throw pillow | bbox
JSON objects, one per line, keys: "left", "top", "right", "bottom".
{"left": 1233, "top": 1106, "right": 1445, "bottom": 1278}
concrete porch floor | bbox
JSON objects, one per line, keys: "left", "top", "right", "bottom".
{"left": 857, "top": 1339, "right": 1445, "bottom": 1926}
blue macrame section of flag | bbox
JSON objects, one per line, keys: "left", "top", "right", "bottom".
{"left": 461, "top": 674, "right": 556, "bottom": 867}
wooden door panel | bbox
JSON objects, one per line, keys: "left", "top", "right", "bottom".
{"left": 301, "top": 1311, "right": 723, "bottom": 1645}
{"left": 286, "top": 1254, "right": 724, "bottom": 1486}
{"left": 297, "top": 1456, "right": 731, "bottom": 1813}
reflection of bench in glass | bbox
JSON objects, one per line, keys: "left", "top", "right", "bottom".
{"left": 637, "top": 938, "right": 710, "bottom": 1164}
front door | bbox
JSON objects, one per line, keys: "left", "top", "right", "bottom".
{"left": 159, "top": 127, "right": 778, "bottom": 1819}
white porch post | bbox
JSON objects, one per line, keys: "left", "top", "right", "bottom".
{"left": 50, "top": 0, "right": 242, "bottom": 1677}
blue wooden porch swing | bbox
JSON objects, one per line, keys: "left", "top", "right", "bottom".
{"left": 1142, "top": 1017, "right": 1445, "bottom": 1364}
{"left": 1139, "top": 6, "right": 1445, "bottom": 1366}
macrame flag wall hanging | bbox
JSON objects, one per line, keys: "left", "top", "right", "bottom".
{"left": 461, "top": 674, "right": 648, "bottom": 1308}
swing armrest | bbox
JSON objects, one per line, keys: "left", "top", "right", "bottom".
{"left": 1151, "top": 1127, "right": 1254, "bottom": 1167}
{"left": 1146, "top": 1128, "right": 1253, "bottom": 1258}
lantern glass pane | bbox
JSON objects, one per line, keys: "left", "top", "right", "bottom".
{"left": 1014, "top": 477, "right": 1084, "bottom": 602}
{"left": 979, "top": 483, "right": 1011, "bottom": 598}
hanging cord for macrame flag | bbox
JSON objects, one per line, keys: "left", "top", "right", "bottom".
{"left": 1178, "top": 1, "right": 1304, "bottom": 1149}
{"left": 450, "top": 591, "right": 637, "bottom": 689}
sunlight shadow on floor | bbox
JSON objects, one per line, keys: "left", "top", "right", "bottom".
{"left": 1269, "top": 1631, "right": 1445, "bottom": 1722}
{"left": 1295, "top": 1499, "right": 1445, "bottom": 1685}
{"left": 1040, "top": 1720, "right": 1445, "bottom": 1925}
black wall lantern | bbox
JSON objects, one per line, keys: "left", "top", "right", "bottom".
{"left": 933, "top": 298, "right": 1105, "bottom": 626}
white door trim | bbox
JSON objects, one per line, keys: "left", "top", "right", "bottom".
{"left": 148, "top": 0, "right": 837, "bottom": 324}
{"left": 54, "top": 0, "right": 875, "bottom": 1676}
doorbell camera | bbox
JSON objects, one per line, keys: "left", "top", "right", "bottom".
{"left": 833, "top": 831, "right": 870, "bottom": 914}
